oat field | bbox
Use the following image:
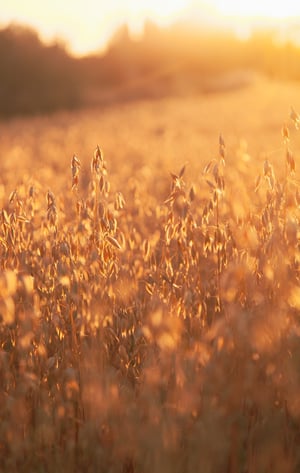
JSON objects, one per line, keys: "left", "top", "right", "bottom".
{"left": 1, "top": 78, "right": 300, "bottom": 472}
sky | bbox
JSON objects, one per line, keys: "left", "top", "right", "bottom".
{"left": 1, "top": 0, "right": 300, "bottom": 56}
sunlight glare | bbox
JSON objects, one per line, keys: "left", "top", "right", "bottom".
{"left": 2, "top": 0, "right": 300, "bottom": 56}
{"left": 211, "top": 0, "right": 300, "bottom": 19}
{"left": 126, "top": 0, "right": 188, "bottom": 33}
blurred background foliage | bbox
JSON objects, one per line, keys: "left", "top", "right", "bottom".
{"left": 1, "top": 21, "right": 300, "bottom": 117}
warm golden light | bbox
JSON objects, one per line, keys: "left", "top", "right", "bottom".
{"left": 1, "top": 0, "right": 300, "bottom": 55}
{"left": 211, "top": 0, "right": 300, "bottom": 19}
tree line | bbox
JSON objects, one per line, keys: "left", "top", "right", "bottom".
{"left": 1, "top": 22, "right": 300, "bottom": 117}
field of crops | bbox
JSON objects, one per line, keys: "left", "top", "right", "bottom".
{"left": 1, "top": 77, "right": 300, "bottom": 472}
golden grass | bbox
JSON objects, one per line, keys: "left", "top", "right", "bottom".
{"left": 1, "top": 79, "right": 300, "bottom": 472}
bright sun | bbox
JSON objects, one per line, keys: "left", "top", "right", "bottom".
{"left": 139, "top": 0, "right": 300, "bottom": 21}
{"left": 210, "top": 0, "right": 300, "bottom": 19}
{"left": 141, "top": 0, "right": 187, "bottom": 19}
